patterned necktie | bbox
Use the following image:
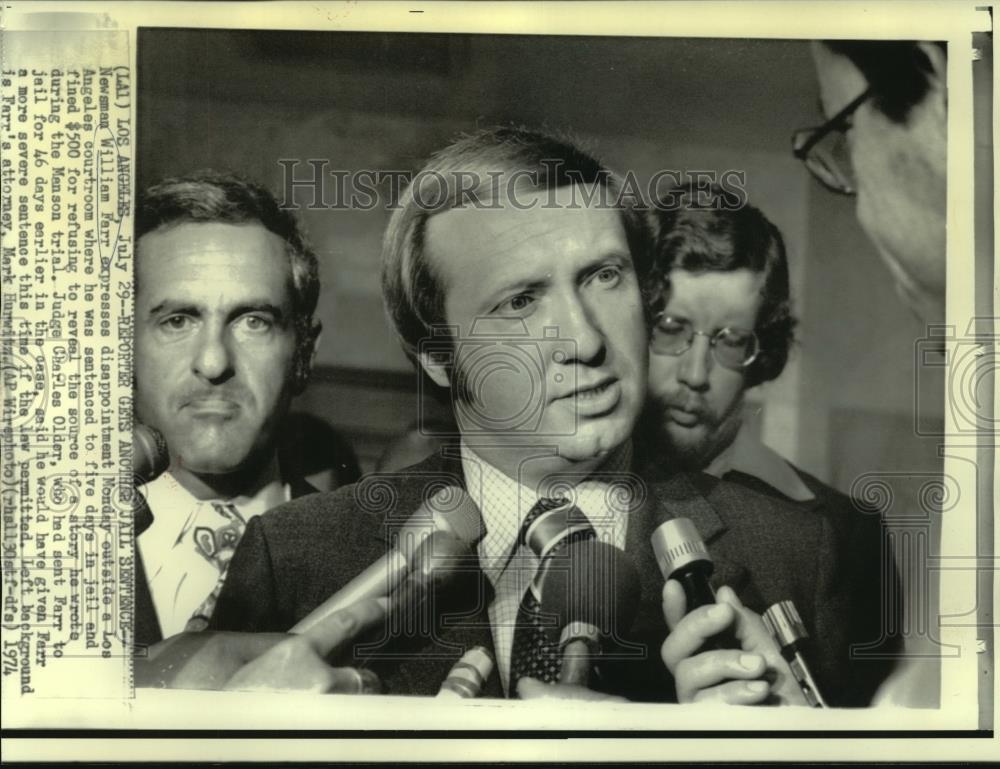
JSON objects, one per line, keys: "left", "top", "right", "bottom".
{"left": 508, "top": 497, "right": 593, "bottom": 694}
{"left": 184, "top": 501, "right": 246, "bottom": 632}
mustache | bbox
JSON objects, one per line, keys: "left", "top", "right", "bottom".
{"left": 660, "top": 391, "right": 704, "bottom": 414}
{"left": 177, "top": 386, "right": 251, "bottom": 407}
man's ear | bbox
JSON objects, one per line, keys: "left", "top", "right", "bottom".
{"left": 913, "top": 42, "right": 947, "bottom": 133}
{"left": 293, "top": 321, "right": 322, "bottom": 394}
{"left": 417, "top": 349, "right": 452, "bottom": 389}
{"left": 917, "top": 41, "right": 947, "bottom": 100}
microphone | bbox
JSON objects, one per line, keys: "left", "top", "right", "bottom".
{"left": 132, "top": 424, "right": 169, "bottom": 537}
{"left": 537, "top": 538, "right": 641, "bottom": 687}
{"left": 651, "top": 516, "right": 723, "bottom": 651}
{"left": 436, "top": 646, "right": 495, "bottom": 699}
{"left": 762, "top": 600, "right": 828, "bottom": 708}
{"left": 378, "top": 524, "right": 479, "bottom": 636}
{"left": 291, "top": 486, "right": 482, "bottom": 634}
{"left": 133, "top": 423, "right": 170, "bottom": 484}
{"left": 651, "top": 517, "right": 716, "bottom": 611}
{"left": 350, "top": 520, "right": 480, "bottom": 667}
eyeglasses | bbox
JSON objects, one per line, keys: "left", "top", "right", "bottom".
{"left": 650, "top": 313, "right": 759, "bottom": 371}
{"left": 792, "top": 88, "right": 872, "bottom": 195}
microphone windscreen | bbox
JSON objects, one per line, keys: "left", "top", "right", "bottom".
{"left": 650, "top": 517, "right": 712, "bottom": 579}
{"left": 398, "top": 486, "right": 483, "bottom": 551}
{"left": 133, "top": 424, "right": 169, "bottom": 483}
{"left": 537, "top": 539, "right": 641, "bottom": 644}
{"left": 432, "top": 487, "right": 484, "bottom": 545}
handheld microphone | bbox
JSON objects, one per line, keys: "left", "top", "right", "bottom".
{"left": 762, "top": 600, "right": 828, "bottom": 708}
{"left": 133, "top": 423, "right": 170, "bottom": 484}
{"left": 291, "top": 486, "right": 482, "bottom": 634}
{"left": 651, "top": 517, "right": 716, "bottom": 611}
{"left": 537, "top": 538, "right": 641, "bottom": 687}
{"left": 651, "top": 517, "right": 723, "bottom": 651}
{"left": 133, "top": 424, "right": 169, "bottom": 537}
{"left": 436, "top": 646, "right": 495, "bottom": 699}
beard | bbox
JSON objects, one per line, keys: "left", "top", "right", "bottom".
{"left": 635, "top": 397, "right": 742, "bottom": 474}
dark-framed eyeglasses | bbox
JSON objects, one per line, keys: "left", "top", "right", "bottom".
{"left": 651, "top": 313, "right": 759, "bottom": 371}
{"left": 792, "top": 88, "right": 873, "bottom": 195}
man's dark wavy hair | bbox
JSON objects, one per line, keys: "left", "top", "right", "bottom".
{"left": 823, "top": 40, "right": 947, "bottom": 124}
{"left": 646, "top": 183, "right": 796, "bottom": 388}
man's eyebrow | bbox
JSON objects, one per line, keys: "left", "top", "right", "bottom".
{"left": 147, "top": 300, "right": 200, "bottom": 316}
{"left": 576, "top": 251, "right": 631, "bottom": 280}
{"left": 228, "top": 302, "right": 287, "bottom": 323}
{"left": 144, "top": 300, "right": 287, "bottom": 323}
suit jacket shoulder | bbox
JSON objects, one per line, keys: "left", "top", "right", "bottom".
{"left": 210, "top": 452, "right": 465, "bottom": 631}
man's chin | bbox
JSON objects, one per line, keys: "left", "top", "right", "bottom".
{"left": 661, "top": 429, "right": 712, "bottom": 467}
{"left": 171, "top": 443, "right": 257, "bottom": 477}
{"left": 555, "top": 417, "right": 632, "bottom": 465}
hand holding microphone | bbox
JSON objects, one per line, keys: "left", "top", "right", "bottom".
{"left": 654, "top": 518, "right": 808, "bottom": 705}
{"left": 136, "top": 597, "right": 385, "bottom": 694}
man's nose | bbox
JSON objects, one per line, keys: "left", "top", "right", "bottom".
{"left": 677, "top": 335, "right": 711, "bottom": 390}
{"left": 554, "top": 294, "right": 605, "bottom": 366}
{"left": 192, "top": 326, "right": 235, "bottom": 382}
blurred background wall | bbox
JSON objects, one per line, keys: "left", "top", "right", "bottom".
{"left": 137, "top": 29, "right": 945, "bottom": 496}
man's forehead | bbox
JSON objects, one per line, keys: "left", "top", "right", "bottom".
{"left": 135, "top": 221, "right": 293, "bottom": 302}
{"left": 425, "top": 187, "right": 628, "bottom": 263}
{"left": 810, "top": 41, "right": 868, "bottom": 116}
{"left": 664, "top": 268, "right": 766, "bottom": 311}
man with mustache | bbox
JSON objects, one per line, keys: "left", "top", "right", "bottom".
{"left": 640, "top": 183, "right": 801, "bottom": 486}
{"left": 133, "top": 171, "right": 355, "bottom": 646}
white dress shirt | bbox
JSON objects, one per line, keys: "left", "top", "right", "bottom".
{"left": 138, "top": 467, "right": 291, "bottom": 637}
{"left": 460, "top": 442, "right": 633, "bottom": 693}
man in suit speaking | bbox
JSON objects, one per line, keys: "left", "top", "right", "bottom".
{"left": 153, "top": 128, "right": 887, "bottom": 705}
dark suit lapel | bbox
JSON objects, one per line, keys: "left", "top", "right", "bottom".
{"left": 133, "top": 550, "right": 162, "bottom": 649}
{"left": 288, "top": 476, "right": 320, "bottom": 500}
{"left": 133, "top": 492, "right": 162, "bottom": 649}
{"left": 631, "top": 471, "right": 749, "bottom": 600}
{"left": 366, "top": 447, "right": 504, "bottom": 695}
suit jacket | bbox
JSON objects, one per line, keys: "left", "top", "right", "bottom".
{"left": 210, "top": 450, "right": 896, "bottom": 705}
{"left": 134, "top": 474, "right": 319, "bottom": 649}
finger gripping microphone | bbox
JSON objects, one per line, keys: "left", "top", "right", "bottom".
{"left": 538, "top": 538, "right": 641, "bottom": 687}
{"left": 291, "top": 486, "right": 482, "bottom": 634}
{"left": 651, "top": 517, "right": 726, "bottom": 651}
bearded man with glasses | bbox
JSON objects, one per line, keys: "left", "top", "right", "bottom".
{"left": 638, "top": 184, "right": 900, "bottom": 706}
{"left": 640, "top": 184, "right": 802, "bottom": 488}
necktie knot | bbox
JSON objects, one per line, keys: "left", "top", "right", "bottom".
{"left": 518, "top": 496, "right": 569, "bottom": 549}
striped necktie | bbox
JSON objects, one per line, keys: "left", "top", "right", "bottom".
{"left": 508, "top": 497, "right": 595, "bottom": 694}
